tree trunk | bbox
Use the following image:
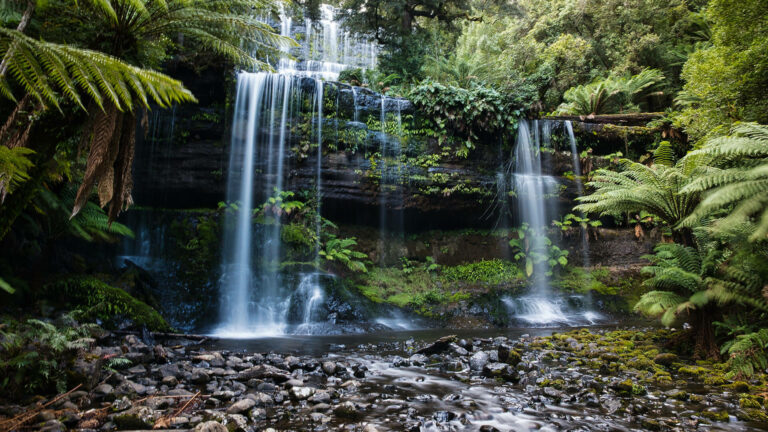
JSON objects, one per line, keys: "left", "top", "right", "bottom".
{"left": 672, "top": 227, "right": 695, "bottom": 247}
{"left": 692, "top": 306, "right": 720, "bottom": 360}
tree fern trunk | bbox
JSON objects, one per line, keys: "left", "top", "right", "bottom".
{"left": 693, "top": 306, "right": 720, "bottom": 360}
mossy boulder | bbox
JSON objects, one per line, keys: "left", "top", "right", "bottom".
{"left": 44, "top": 276, "right": 171, "bottom": 331}
{"left": 653, "top": 353, "right": 678, "bottom": 367}
{"left": 640, "top": 419, "right": 662, "bottom": 431}
{"left": 737, "top": 408, "right": 768, "bottom": 422}
{"left": 677, "top": 365, "right": 708, "bottom": 377}
{"left": 113, "top": 414, "right": 152, "bottom": 430}
{"left": 610, "top": 379, "right": 635, "bottom": 397}
{"left": 505, "top": 349, "right": 522, "bottom": 366}
{"left": 727, "top": 381, "right": 750, "bottom": 392}
{"left": 739, "top": 396, "right": 763, "bottom": 409}
{"left": 700, "top": 410, "right": 730, "bottom": 422}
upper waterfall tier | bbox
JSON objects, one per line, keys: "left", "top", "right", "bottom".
{"left": 263, "top": 4, "right": 378, "bottom": 80}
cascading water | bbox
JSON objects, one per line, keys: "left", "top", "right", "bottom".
{"left": 504, "top": 119, "right": 603, "bottom": 326}
{"left": 214, "top": 5, "right": 378, "bottom": 337}
{"left": 565, "top": 121, "right": 590, "bottom": 268}
{"left": 513, "top": 119, "right": 557, "bottom": 295}
{"left": 378, "top": 97, "right": 405, "bottom": 265}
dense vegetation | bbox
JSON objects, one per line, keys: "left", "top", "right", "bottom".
{"left": 1, "top": 0, "right": 767, "bottom": 404}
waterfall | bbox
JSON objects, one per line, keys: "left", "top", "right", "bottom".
{"left": 378, "top": 97, "right": 404, "bottom": 265}
{"left": 502, "top": 119, "right": 602, "bottom": 326}
{"left": 508, "top": 119, "right": 566, "bottom": 322}
{"left": 513, "top": 119, "right": 555, "bottom": 293}
{"left": 565, "top": 121, "right": 590, "bottom": 268}
{"left": 214, "top": 5, "right": 377, "bottom": 337}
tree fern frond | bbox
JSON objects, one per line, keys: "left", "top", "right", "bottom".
{"left": 634, "top": 290, "right": 686, "bottom": 319}
{"left": 0, "top": 27, "right": 196, "bottom": 111}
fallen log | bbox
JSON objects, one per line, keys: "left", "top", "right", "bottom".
{"left": 543, "top": 112, "right": 663, "bottom": 126}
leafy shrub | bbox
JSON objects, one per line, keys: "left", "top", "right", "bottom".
{"left": 441, "top": 259, "right": 523, "bottom": 285}
{"left": 409, "top": 80, "right": 522, "bottom": 155}
{"left": 44, "top": 276, "right": 171, "bottom": 331}
{"left": 555, "top": 69, "right": 665, "bottom": 115}
{"left": 0, "top": 317, "right": 99, "bottom": 395}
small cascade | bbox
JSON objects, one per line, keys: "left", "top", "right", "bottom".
{"left": 565, "top": 121, "right": 591, "bottom": 268}
{"left": 375, "top": 309, "right": 418, "bottom": 331}
{"left": 512, "top": 119, "right": 558, "bottom": 294}
{"left": 293, "top": 273, "right": 326, "bottom": 335}
{"left": 505, "top": 118, "right": 604, "bottom": 326}
{"left": 378, "top": 97, "right": 405, "bottom": 265}
{"left": 351, "top": 86, "right": 359, "bottom": 122}
{"left": 214, "top": 5, "right": 379, "bottom": 337}
{"left": 503, "top": 296, "right": 597, "bottom": 326}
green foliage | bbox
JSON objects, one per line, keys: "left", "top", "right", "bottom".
{"left": 44, "top": 276, "right": 171, "bottom": 331}
{"left": 441, "top": 259, "right": 522, "bottom": 285}
{"left": 674, "top": 0, "right": 768, "bottom": 141}
{"left": 556, "top": 69, "right": 665, "bottom": 115}
{"left": 0, "top": 316, "right": 100, "bottom": 395}
{"left": 634, "top": 235, "right": 768, "bottom": 327}
{"left": 680, "top": 123, "right": 768, "bottom": 241}
{"left": 508, "top": 225, "right": 568, "bottom": 277}
{"left": 553, "top": 213, "right": 602, "bottom": 231}
{"left": 0, "top": 146, "right": 34, "bottom": 199}
{"left": 0, "top": 26, "right": 196, "bottom": 111}
{"left": 34, "top": 186, "right": 134, "bottom": 242}
{"left": 721, "top": 329, "right": 768, "bottom": 378}
{"left": 264, "top": 189, "right": 307, "bottom": 217}
{"left": 340, "top": 0, "right": 477, "bottom": 78}
{"left": 0, "top": 277, "right": 13, "bottom": 293}
{"left": 417, "top": 0, "right": 703, "bottom": 110}
{"left": 575, "top": 157, "right": 703, "bottom": 241}
{"left": 409, "top": 80, "right": 521, "bottom": 154}
{"left": 319, "top": 236, "right": 368, "bottom": 273}
{"left": 554, "top": 267, "right": 618, "bottom": 296}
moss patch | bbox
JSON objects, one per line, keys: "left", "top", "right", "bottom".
{"left": 44, "top": 276, "right": 171, "bottom": 331}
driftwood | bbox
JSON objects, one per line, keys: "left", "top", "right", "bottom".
{"left": 111, "top": 330, "right": 217, "bottom": 342}
{"left": 543, "top": 112, "right": 663, "bottom": 126}
{"left": 0, "top": 384, "right": 82, "bottom": 432}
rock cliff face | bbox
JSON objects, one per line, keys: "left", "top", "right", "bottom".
{"left": 130, "top": 67, "right": 640, "bottom": 232}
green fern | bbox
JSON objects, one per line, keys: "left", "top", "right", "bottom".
{"left": 0, "top": 315, "right": 100, "bottom": 395}
{"left": 0, "top": 277, "right": 13, "bottom": 293}
{"left": 0, "top": 27, "right": 196, "bottom": 110}
{"left": 555, "top": 69, "right": 665, "bottom": 115}
{"left": 35, "top": 186, "right": 133, "bottom": 242}
{"left": 680, "top": 123, "right": 768, "bottom": 241}
{"left": 0, "top": 146, "right": 34, "bottom": 200}
{"left": 721, "top": 329, "right": 768, "bottom": 378}
{"left": 574, "top": 157, "right": 704, "bottom": 234}
{"left": 635, "top": 232, "right": 768, "bottom": 328}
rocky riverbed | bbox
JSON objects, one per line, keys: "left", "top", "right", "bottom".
{"left": 2, "top": 328, "right": 767, "bottom": 431}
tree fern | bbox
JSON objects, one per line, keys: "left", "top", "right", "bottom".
{"left": 0, "top": 27, "right": 196, "bottom": 111}
{"left": 574, "top": 158, "right": 704, "bottom": 239}
{"left": 555, "top": 69, "right": 664, "bottom": 115}
{"left": 680, "top": 123, "right": 768, "bottom": 241}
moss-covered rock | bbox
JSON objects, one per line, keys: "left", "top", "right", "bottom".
{"left": 653, "top": 353, "right": 678, "bottom": 366}
{"left": 677, "top": 365, "right": 708, "bottom": 377}
{"left": 113, "top": 414, "right": 152, "bottom": 430}
{"left": 44, "top": 276, "right": 171, "bottom": 331}
{"left": 737, "top": 408, "right": 768, "bottom": 422}
{"left": 699, "top": 410, "right": 730, "bottom": 422}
